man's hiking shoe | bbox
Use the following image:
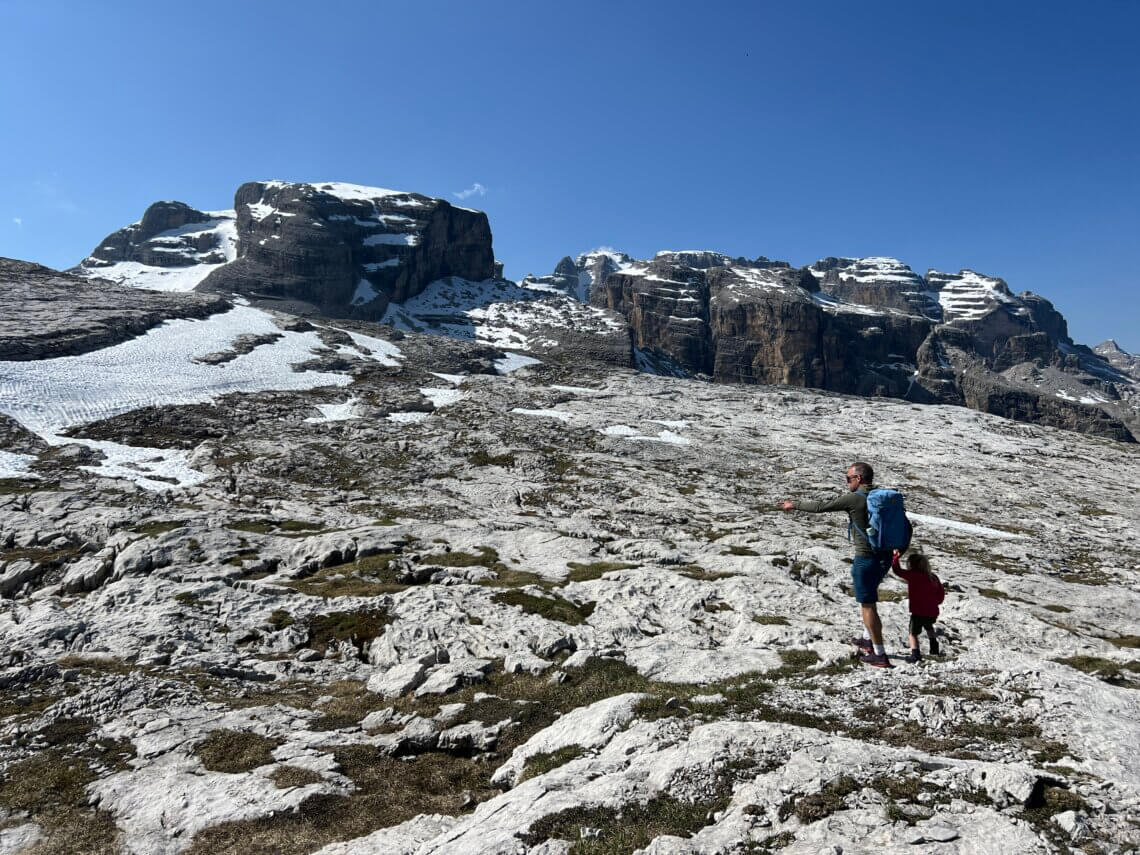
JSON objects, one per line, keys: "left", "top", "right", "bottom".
{"left": 904, "top": 650, "right": 921, "bottom": 664}
{"left": 860, "top": 652, "right": 893, "bottom": 668}
{"left": 849, "top": 637, "right": 873, "bottom": 652}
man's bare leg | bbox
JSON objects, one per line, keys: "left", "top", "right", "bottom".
{"left": 861, "top": 603, "right": 884, "bottom": 647}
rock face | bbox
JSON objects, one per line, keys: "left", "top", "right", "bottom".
{"left": 79, "top": 201, "right": 234, "bottom": 270}
{"left": 1096, "top": 339, "right": 1140, "bottom": 381}
{"left": 577, "top": 249, "right": 1138, "bottom": 441}
{"left": 197, "top": 181, "right": 494, "bottom": 319}
{"left": 0, "top": 258, "right": 231, "bottom": 360}
{"left": 592, "top": 254, "right": 933, "bottom": 397}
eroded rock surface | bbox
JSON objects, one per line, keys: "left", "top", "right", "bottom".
{"left": 1, "top": 312, "right": 1138, "bottom": 853}
{"left": 0, "top": 258, "right": 230, "bottom": 360}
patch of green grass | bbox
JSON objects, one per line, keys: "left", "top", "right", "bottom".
{"left": 267, "top": 609, "right": 294, "bottom": 630}
{"left": 518, "top": 745, "right": 587, "bottom": 783}
{"left": 751, "top": 614, "right": 789, "bottom": 626}
{"left": 196, "top": 729, "right": 282, "bottom": 773}
{"left": 492, "top": 590, "right": 595, "bottom": 625}
{"left": 789, "top": 559, "right": 824, "bottom": 585}
{"left": 184, "top": 745, "right": 497, "bottom": 855}
{"left": 0, "top": 689, "right": 59, "bottom": 720}
{"left": 779, "top": 775, "right": 860, "bottom": 823}
{"left": 1023, "top": 738, "right": 1074, "bottom": 763}
{"left": 877, "top": 588, "right": 906, "bottom": 602}
{"left": 283, "top": 552, "right": 406, "bottom": 598}
{"left": 54, "top": 655, "right": 134, "bottom": 676}
{"left": 307, "top": 680, "right": 391, "bottom": 731}
{"left": 1022, "top": 785, "right": 1088, "bottom": 828}
{"left": 1043, "top": 604, "right": 1072, "bottom": 613}
{"left": 0, "top": 719, "right": 133, "bottom": 855}
{"left": 565, "top": 560, "right": 638, "bottom": 582}
{"left": 522, "top": 778, "right": 738, "bottom": 853}
{"left": 175, "top": 591, "right": 202, "bottom": 607}
{"left": 1054, "top": 655, "right": 1140, "bottom": 685}
{"left": 763, "top": 649, "right": 820, "bottom": 680}
{"left": 978, "top": 587, "right": 1010, "bottom": 600}
{"left": 753, "top": 831, "right": 796, "bottom": 851}
{"left": 427, "top": 546, "right": 500, "bottom": 568}
{"left": 0, "top": 544, "right": 82, "bottom": 567}
{"left": 227, "top": 519, "right": 325, "bottom": 537}
{"left": 270, "top": 765, "right": 325, "bottom": 789}
{"left": 677, "top": 484, "right": 697, "bottom": 495}
{"left": 674, "top": 564, "right": 739, "bottom": 581}
{"left": 131, "top": 520, "right": 185, "bottom": 537}
{"left": 468, "top": 450, "right": 516, "bottom": 467}
{"left": 1108, "top": 636, "right": 1140, "bottom": 649}
{"left": 224, "top": 548, "right": 260, "bottom": 566}
{"left": 722, "top": 545, "right": 759, "bottom": 556}
{"left": 307, "top": 610, "right": 393, "bottom": 661}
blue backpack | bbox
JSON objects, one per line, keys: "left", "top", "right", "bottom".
{"left": 851, "top": 488, "right": 913, "bottom": 553}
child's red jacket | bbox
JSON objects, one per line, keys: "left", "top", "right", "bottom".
{"left": 891, "top": 554, "right": 944, "bottom": 618}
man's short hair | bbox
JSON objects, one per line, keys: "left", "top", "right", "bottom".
{"left": 850, "top": 461, "right": 873, "bottom": 484}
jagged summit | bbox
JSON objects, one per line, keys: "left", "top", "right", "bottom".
{"left": 75, "top": 180, "right": 494, "bottom": 320}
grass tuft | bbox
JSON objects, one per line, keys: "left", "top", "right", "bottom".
{"left": 492, "top": 590, "right": 595, "bottom": 625}
{"left": 196, "top": 729, "right": 282, "bottom": 773}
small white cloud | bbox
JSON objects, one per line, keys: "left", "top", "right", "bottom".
{"left": 453, "top": 182, "right": 487, "bottom": 201}
{"left": 11, "top": 217, "right": 22, "bottom": 227}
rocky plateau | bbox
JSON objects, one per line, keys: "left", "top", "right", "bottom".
{"left": 0, "top": 180, "right": 1138, "bottom": 855}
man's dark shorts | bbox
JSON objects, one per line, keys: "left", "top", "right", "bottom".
{"left": 909, "top": 614, "right": 937, "bottom": 634}
{"left": 851, "top": 553, "right": 891, "bottom": 604}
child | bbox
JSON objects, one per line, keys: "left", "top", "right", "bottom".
{"left": 892, "top": 551, "right": 945, "bottom": 663}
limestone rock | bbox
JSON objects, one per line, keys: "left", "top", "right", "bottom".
{"left": 414, "top": 659, "right": 493, "bottom": 697}
{"left": 0, "top": 258, "right": 230, "bottom": 361}
{"left": 366, "top": 661, "right": 428, "bottom": 698}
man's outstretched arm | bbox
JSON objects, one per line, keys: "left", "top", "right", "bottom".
{"left": 780, "top": 493, "right": 860, "bottom": 513}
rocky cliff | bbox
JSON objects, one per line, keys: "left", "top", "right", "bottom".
{"left": 198, "top": 181, "right": 494, "bottom": 318}
{"left": 576, "top": 250, "right": 1137, "bottom": 441}
{"left": 76, "top": 181, "right": 495, "bottom": 320}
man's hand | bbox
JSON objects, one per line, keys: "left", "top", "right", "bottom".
{"left": 779, "top": 500, "right": 795, "bottom": 511}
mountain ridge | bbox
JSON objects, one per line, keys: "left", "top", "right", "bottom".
{"left": 64, "top": 180, "right": 1139, "bottom": 442}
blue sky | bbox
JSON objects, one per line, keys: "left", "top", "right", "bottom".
{"left": 2, "top": 1, "right": 1137, "bottom": 350}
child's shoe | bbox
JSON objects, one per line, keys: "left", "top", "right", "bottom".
{"left": 928, "top": 638, "right": 941, "bottom": 656}
{"left": 904, "top": 649, "right": 921, "bottom": 664}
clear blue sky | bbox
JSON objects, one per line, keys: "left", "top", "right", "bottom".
{"left": 2, "top": 1, "right": 1137, "bottom": 350}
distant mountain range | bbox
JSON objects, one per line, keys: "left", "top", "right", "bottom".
{"left": 56, "top": 179, "right": 1139, "bottom": 441}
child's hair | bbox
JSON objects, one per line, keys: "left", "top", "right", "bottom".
{"left": 907, "top": 553, "right": 933, "bottom": 575}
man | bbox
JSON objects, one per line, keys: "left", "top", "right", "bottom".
{"left": 779, "top": 461, "right": 893, "bottom": 668}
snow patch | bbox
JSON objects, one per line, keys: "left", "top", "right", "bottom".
{"left": 511, "top": 408, "right": 572, "bottom": 422}
{"left": 420, "top": 388, "right": 463, "bottom": 408}
{"left": 350, "top": 279, "right": 379, "bottom": 306}
{"left": 0, "top": 450, "right": 37, "bottom": 479}
{"left": 305, "top": 399, "right": 361, "bottom": 423}
{"left": 909, "top": 513, "right": 1026, "bottom": 541}
{"left": 0, "top": 306, "right": 352, "bottom": 490}
{"left": 495, "top": 352, "right": 541, "bottom": 374}
{"left": 387, "top": 411, "right": 429, "bottom": 424}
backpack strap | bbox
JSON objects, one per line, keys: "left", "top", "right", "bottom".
{"left": 847, "top": 489, "right": 872, "bottom": 545}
